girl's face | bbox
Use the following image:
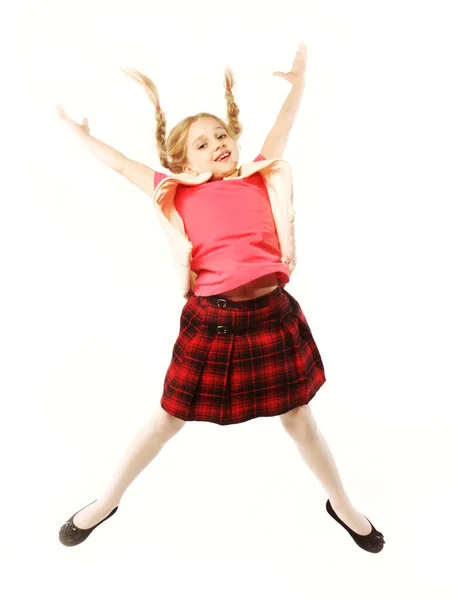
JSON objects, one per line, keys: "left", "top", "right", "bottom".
{"left": 183, "top": 117, "right": 239, "bottom": 181}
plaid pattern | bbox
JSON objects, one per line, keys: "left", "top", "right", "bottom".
{"left": 160, "top": 285, "right": 326, "bottom": 426}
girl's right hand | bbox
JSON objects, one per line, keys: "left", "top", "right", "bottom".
{"left": 56, "top": 104, "right": 90, "bottom": 136}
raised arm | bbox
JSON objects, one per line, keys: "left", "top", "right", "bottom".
{"left": 260, "top": 42, "right": 307, "bottom": 160}
{"left": 56, "top": 104, "right": 157, "bottom": 196}
{"left": 119, "top": 158, "right": 157, "bottom": 197}
{"left": 56, "top": 105, "right": 126, "bottom": 171}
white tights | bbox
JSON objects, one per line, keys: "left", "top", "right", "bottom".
{"left": 73, "top": 403, "right": 352, "bottom": 529}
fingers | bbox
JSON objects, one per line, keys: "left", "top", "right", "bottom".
{"left": 295, "top": 42, "right": 307, "bottom": 61}
{"left": 56, "top": 104, "right": 69, "bottom": 121}
{"left": 273, "top": 72, "right": 292, "bottom": 82}
{"left": 56, "top": 104, "right": 88, "bottom": 129}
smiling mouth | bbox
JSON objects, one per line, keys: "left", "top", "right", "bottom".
{"left": 215, "top": 151, "right": 231, "bottom": 162}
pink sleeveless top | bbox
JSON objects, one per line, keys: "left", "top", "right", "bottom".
{"left": 154, "top": 154, "right": 290, "bottom": 296}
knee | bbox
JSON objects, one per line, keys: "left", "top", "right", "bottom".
{"left": 153, "top": 405, "right": 186, "bottom": 439}
{"left": 279, "top": 404, "right": 318, "bottom": 438}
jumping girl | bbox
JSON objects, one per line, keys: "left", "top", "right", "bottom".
{"left": 57, "top": 43, "right": 385, "bottom": 553}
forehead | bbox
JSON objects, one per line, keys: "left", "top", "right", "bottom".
{"left": 188, "top": 118, "right": 226, "bottom": 142}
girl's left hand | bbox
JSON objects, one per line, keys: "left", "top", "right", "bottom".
{"left": 273, "top": 41, "right": 307, "bottom": 86}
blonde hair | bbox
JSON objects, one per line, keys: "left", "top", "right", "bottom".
{"left": 122, "top": 67, "right": 243, "bottom": 174}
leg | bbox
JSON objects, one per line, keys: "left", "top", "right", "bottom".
{"left": 279, "top": 404, "right": 372, "bottom": 535}
{"left": 73, "top": 405, "right": 186, "bottom": 529}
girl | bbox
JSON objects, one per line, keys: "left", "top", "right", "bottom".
{"left": 57, "top": 43, "right": 385, "bottom": 553}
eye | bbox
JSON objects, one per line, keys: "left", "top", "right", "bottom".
{"left": 198, "top": 133, "right": 227, "bottom": 150}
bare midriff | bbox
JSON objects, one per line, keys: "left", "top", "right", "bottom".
{"left": 218, "top": 273, "right": 280, "bottom": 301}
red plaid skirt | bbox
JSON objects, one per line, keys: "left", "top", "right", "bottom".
{"left": 160, "top": 284, "right": 326, "bottom": 426}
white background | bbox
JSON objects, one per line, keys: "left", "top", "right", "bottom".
{"left": 3, "top": 0, "right": 454, "bottom": 598}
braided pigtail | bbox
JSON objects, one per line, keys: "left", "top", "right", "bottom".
{"left": 121, "top": 68, "right": 171, "bottom": 170}
{"left": 224, "top": 66, "right": 243, "bottom": 139}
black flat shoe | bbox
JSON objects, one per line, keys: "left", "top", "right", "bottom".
{"left": 326, "top": 499, "right": 385, "bottom": 553}
{"left": 59, "top": 499, "right": 119, "bottom": 547}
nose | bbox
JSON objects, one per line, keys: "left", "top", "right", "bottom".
{"left": 214, "top": 142, "right": 228, "bottom": 160}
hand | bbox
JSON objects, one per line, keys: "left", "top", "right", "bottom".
{"left": 273, "top": 41, "right": 307, "bottom": 87}
{"left": 56, "top": 104, "right": 90, "bottom": 136}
